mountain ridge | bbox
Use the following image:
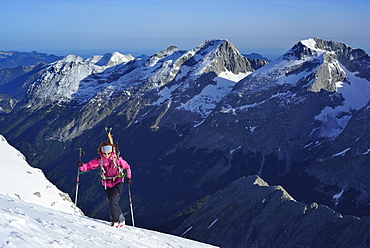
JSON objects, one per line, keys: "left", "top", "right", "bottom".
{"left": 0, "top": 50, "right": 63, "bottom": 70}
{"left": 173, "top": 176, "right": 370, "bottom": 248}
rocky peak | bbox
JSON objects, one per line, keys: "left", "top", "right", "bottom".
{"left": 232, "top": 38, "right": 369, "bottom": 95}
{"left": 142, "top": 39, "right": 267, "bottom": 129}
{"left": 173, "top": 176, "right": 370, "bottom": 248}
{"left": 282, "top": 39, "right": 323, "bottom": 61}
{"left": 299, "top": 38, "right": 370, "bottom": 92}
{"left": 282, "top": 37, "right": 353, "bottom": 62}
{"left": 192, "top": 39, "right": 257, "bottom": 75}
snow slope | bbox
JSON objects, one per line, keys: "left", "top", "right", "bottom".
{"left": 0, "top": 135, "right": 81, "bottom": 215}
{"left": 0, "top": 193, "right": 217, "bottom": 248}
{"left": 0, "top": 134, "right": 217, "bottom": 247}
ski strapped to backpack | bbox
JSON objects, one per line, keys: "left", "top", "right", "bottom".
{"left": 100, "top": 127, "right": 127, "bottom": 189}
{"left": 105, "top": 127, "right": 120, "bottom": 156}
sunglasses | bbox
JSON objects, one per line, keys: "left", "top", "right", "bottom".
{"left": 103, "top": 152, "right": 111, "bottom": 155}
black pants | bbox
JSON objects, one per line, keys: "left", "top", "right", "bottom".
{"left": 103, "top": 182, "right": 125, "bottom": 223}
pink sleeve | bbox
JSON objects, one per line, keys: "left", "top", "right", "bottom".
{"left": 118, "top": 158, "right": 132, "bottom": 178}
{"left": 79, "top": 157, "right": 101, "bottom": 172}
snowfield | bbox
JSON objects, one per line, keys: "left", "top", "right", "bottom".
{"left": 0, "top": 193, "right": 217, "bottom": 248}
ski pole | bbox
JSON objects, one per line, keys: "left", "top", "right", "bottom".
{"left": 74, "top": 148, "right": 84, "bottom": 214}
{"left": 128, "top": 184, "right": 135, "bottom": 227}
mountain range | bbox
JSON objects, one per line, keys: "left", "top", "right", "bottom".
{"left": 0, "top": 37, "right": 369, "bottom": 247}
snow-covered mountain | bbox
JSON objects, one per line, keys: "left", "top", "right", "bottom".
{"left": 236, "top": 38, "right": 370, "bottom": 139}
{"left": 23, "top": 40, "right": 250, "bottom": 111}
{"left": 0, "top": 37, "right": 369, "bottom": 247}
{"left": 193, "top": 37, "right": 370, "bottom": 149}
{"left": 193, "top": 38, "right": 369, "bottom": 154}
{"left": 0, "top": 134, "right": 82, "bottom": 215}
{"left": 1, "top": 40, "right": 265, "bottom": 141}
{"left": 183, "top": 38, "right": 370, "bottom": 222}
{"left": 25, "top": 52, "right": 135, "bottom": 110}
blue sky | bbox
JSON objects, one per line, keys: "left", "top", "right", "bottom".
{"left": 1, "top": 0, "right": 369, "bottom": 59}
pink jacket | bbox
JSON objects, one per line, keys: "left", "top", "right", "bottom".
{"left": 79, "top": 153, "right": 132, "bottom": 188}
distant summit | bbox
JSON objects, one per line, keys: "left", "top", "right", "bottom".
{"left": 242, "top": 52, "right": 271, "bottom": 62}
{"left": 136, "top": 54, "right": 150, "bottom": 60}
{"left": 0, "top": 50, "right": 63, "bottom": 69}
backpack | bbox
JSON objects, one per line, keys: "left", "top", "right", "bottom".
{"left": 99, "top": 156, "right": 126, "bottom": 182}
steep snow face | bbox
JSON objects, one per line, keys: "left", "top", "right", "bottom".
{"left": 0, "top": 193, "right": 217, "bottom": 248}
{"left": 25, "top": 52, "right": 134, "bottom": 109}
{"left": 0, "top": 135, "right": 82, "bottom": 215}
{"left": 146, "top": 40, "right": 226, "bottom": 87}
{"left": 177, "top": 71, "right": 250, "bottom": 118}
{"left": 300, "top": 38, "right": 319, "bottom": 50}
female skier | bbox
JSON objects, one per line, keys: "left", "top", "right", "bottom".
{"left": 77, "top": 141, "right": 132, "bottom": 228}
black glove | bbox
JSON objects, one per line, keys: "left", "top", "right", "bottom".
{"left": 76, "top": 161, "right": 83, "bottom": 167}
{"left": 126, "top": 178, "right": 131, "bottom": 184}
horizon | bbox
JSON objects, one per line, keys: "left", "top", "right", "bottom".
{"left": 1, "top": 0, "right": 369, "bottom": 60}
{"left": 1, "top": 36, "right": 369, "bottom": 62}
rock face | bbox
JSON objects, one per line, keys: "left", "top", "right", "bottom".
{"left": 0, "top": 94, "right": 17, "bottom": 113}
{"left": 173, "top": 176, "right": 370, "bottom": 248}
